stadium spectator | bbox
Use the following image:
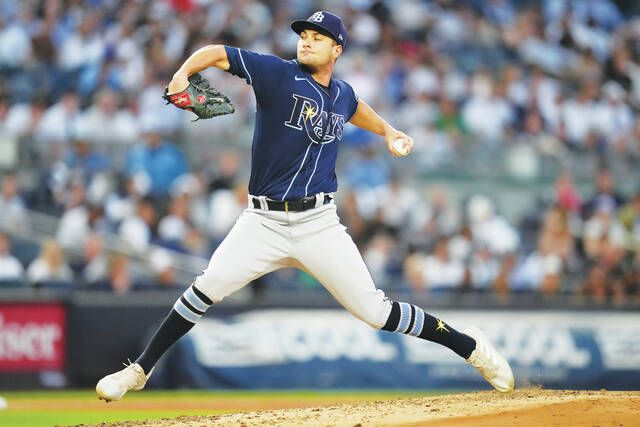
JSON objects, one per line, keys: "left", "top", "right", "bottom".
{"left": 467, "top": 244, "right": 501, "bottom": 291}
{"left": 104, "top": 174, "right": 149, "bottom": 227}
{"left": 57, "top": 183, "right": 106, "bottom": 250}
{"left": 158, "top": 194, "right": 191, "bottom": 245}
{"left": 462, "top": 70, "right": 515, "bottom": 143}
{"left": 538, "top": 207, "right": 575, "bottom": 264}
{"left": 555, "top": 171, "right": 582, "bottom": 214}
{"left": 56, "top": 11, "right": 105, "bottom": 98}
{"left": 404, "top": 236, "right": 465, "bottom": 292}
{"left": 434, "top": 96, "right": 469, "bottom": 141}
{"left": 0, "top": 171, "right": 28, "bottom": 231}
{"left": 206, "top": 149, "right": 242, "bottom": 193}
{"left": 64, "top": 130, "right": 111, "bottom": 186}
{"left": 582, "top": 200, "right": 626, "bottom": 261}
{"left": 618, "top": 192, "right": 640, "bottom": 249}
{"left": 363, "top": 231, "right": 397, "bottom": 287}
{"left": 80, "top": 233, "right": 108, "bottom": 286}
{"left": 560, "top": 79, "right": 599, "bottom": 149}
{"left": 26, "top": 239, "right": 73, "bottom": 284}
{"left": 124, "top": 122, "right": 188, "bottom": 197}
{"left": 77, "top": 88, "right": 139, "bottom": 146}
{"left": 467, "top": 195, "right": 520, "bottom": 256}
{"left": 511, "top": 207, "right": 571, "bottom": 294}
{"left": 118, "top": 197, "right": 157, "bottom": 254}
{"left": 0, "top": 232, "right": 25, "bottom": 283}
{"left": 376, "top": 175, "right": 420, "bottom": 237}
{"left": 0, "top": 0, "right": 638, "bottom": 302}
{"left": 93, "top": 253, "right": 133, "bottom": 295}
{"left": 145, "top": 248, "right": 180, "bottom": 290}
{"left": 1, "top": 95, "right": 48, "bottom": 143}
{"left": 36, "top": 91, "right": 80, "bottom": 145}
{"left": 206, "top": 180, "right": 248, "bottom": 246}
{"left": 582, "top": 169, "right": 626, "bottom": 218}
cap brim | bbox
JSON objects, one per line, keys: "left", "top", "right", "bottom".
{"left": 291, "top": 20, "right": 337, "bottom": 43}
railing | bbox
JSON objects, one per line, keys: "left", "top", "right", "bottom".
{"left": 1, "top": 208, "right": 209, "bottom": 285}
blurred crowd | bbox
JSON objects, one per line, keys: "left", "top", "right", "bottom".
{"left": 1, "top": 0, "right": 640, "bottom": 304}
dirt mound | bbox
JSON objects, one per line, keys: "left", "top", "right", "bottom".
{"left": 88, "top": 389, "right": 640, "bottom": 427}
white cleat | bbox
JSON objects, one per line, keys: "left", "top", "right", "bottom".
{"left": 464, "top": 327, "right": 515, "bottom": 393}
{"left": 96, "top": 362, "right": 153, "bottom": 402}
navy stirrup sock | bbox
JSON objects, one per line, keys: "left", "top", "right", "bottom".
{"left": 135, "top": 285, "right": 213, "bottom": 373}
{"left": 381, "top": 301, "right": 476, "bottom": 359}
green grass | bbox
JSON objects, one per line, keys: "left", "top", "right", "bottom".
{"left": 0, "top": 389, "right": 445, "bottom": 427}
{"left": 0, "top": 410, "right": 216, "bottom": 427}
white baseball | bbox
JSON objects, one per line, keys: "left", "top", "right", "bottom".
{"left": 392, "top": 138, "right": 409, "bottom": 156}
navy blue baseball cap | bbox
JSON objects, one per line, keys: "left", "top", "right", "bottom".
{"left": 291, "top": 11, "right": 348, "bottom": 47}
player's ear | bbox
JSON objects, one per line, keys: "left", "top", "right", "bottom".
{"left": 333, "top": 44, "right": 342, "bottom": 60}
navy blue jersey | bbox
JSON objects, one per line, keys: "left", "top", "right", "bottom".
{"left": 224, "top": 46, "right": 359, "bottom": 201}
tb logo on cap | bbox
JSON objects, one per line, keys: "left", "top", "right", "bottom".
{"left": 310, "top": 11, "right": 324, "bottom": 22}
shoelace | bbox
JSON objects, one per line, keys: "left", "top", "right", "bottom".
{"left": 112, "top": 360, "right": 144, "bottom": 386}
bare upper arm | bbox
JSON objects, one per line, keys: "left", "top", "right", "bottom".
{"left": 348, "top": 99, "right": 364, "bottom": 123}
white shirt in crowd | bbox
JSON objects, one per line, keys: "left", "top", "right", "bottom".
{"left": 0, "top": 254, "right": 25, "bottom": 281}
{"left": 511, "top": 252, "right": 562, "bottom": 290}
{"left": 583, "top": 215, "right": 626, "bottom": 247}
{"left": 0, "top": 194, "right": 28, "bottom": 231}
{"left": 158, "top": 215, "right": 188, "bottom": 242}
{"left": 118, "top": 215, "right": 151, "bottom": 253}
{"left": 377, "top": 184, "right": 420, "bottom": 229}
{"left": 56, "top": 206, "right": 89, "bottom": 250}
{"left": 0, "top": 22, "right": 32, "bottom": 67}
{"left": 594, "top": 100, "right": 633, "bottom": 144}
{"left": 534, "top": 76, "right": 562, "bottom": 131}
{"left": 58, "top": 31, "right": 105, "bottom": 70}
{"left": 462, "top": 95, "right": 514, "bottom": 141}
{"left": 472, "top": 216, "right": 520, "bottom": 255}
{"left": 26, "top": 259, "right": 73, "bottom": 283}
{"left": 561, "top": 98, "right": 596, "bottom": 144}
{"left": 421, "top": 255, "right": 465, "bottom": 289}
{"left": 75, "top": 106, "right": 139, "bottom": 146}
{"left": 469, "top": 252, "right": 500, "bottom": 289}
{"left": 207, "top": 189, "right": 244, "bottom": 241}
{"left": 2, "top": 103, "right": 34, "bottom": 138}
{"left": 37, "top": 101, "right": 79, "bottom": 143}
{"left": 83, "top": 255, "right": 108, "bottom": 284}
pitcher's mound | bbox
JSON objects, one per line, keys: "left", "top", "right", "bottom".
{"left": 102, "top": 389, "right": 640, "bottom": 426}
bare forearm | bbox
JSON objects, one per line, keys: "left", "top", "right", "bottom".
{"left": 176, "top": 44, "right": 229, "bottom": 75}
{"left": 349, "top": 99, "right": 394, "bottom": 136}
{"left": 168, "top": 45, "right": 229, "bottom": 93}
{"left": 349, "top": 99, "right": 414, "bottom": 157}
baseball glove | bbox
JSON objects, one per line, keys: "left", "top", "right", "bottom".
{"left": 163, "top": 73, "right": 235, "bottom": 120}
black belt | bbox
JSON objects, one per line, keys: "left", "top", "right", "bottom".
{"left": 252, "top": 195, "right": 333, "bottom": 212}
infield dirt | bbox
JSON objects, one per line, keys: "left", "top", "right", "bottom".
{"left": 82, "top": 389, "right": 639, "bottom": 427}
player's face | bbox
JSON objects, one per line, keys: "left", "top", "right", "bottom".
{"left": 297, "top": 29, "right": 341, "bottom": 68}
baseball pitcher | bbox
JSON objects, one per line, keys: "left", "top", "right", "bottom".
{"left": 97, "top": 11, "right": 514, "bottom": 401}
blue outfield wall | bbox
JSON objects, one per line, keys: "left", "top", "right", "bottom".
{"left": 149, "top": 309, "right": 640, "bottom": 390}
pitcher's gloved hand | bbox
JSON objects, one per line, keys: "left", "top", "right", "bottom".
{"left": 163, "top": 73, "right": 235, "bottom": 121}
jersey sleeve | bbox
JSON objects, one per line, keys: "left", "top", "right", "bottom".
{"left": 343, "top": 82, "right": 360, "bottom": 121}
{"left": 224, "top": 46, "right": 289, "bottom": 104}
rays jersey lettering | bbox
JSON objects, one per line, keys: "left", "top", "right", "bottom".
{"left": 225, "top": 46, "right": 358, "bottom": 200}
{"left": 223, "top": 46, "right": 359, "bottom": 200}
{"left": 284, "top": 94, "right": 345, "bottom": 144}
